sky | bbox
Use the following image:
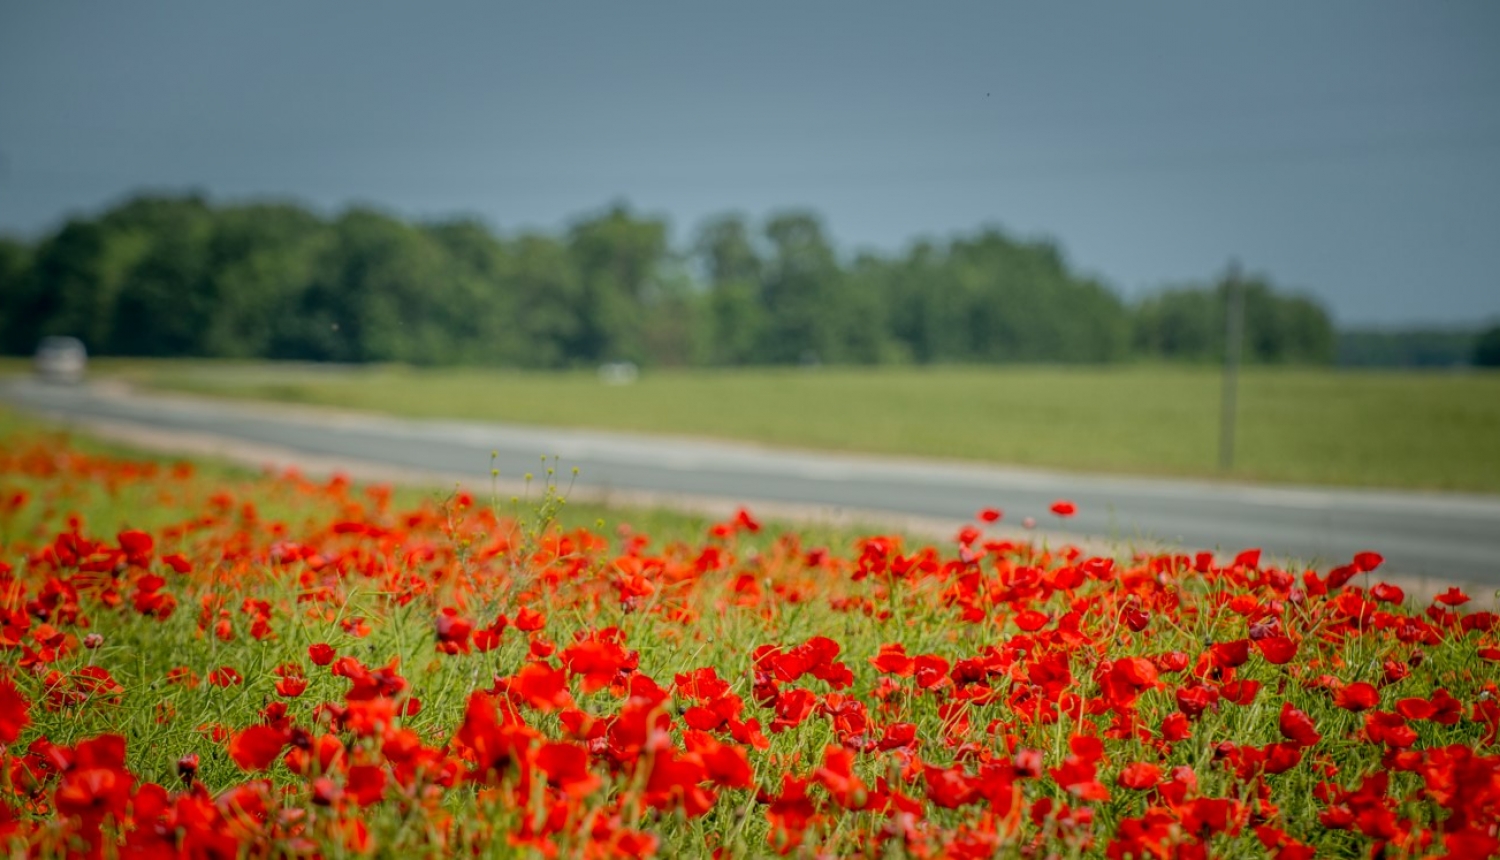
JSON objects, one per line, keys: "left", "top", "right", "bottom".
{"left": 1, "top": 1, "right": 1497, "bottom": 327}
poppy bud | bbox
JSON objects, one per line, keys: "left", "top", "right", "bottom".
{"left": 84, "top": 633, "right": 104, "bottom": 649}
{"left": 311, "top": 777, "right": 342, "bottom": 806}
{"left": 1013, "top": 748, "right": 1043, "bottom": 778}
{"left": 177, "top": 753, "right": 199, "bottom": 784}
{"left": 1247, "top": 619, "right": 1278, "bottom": 641}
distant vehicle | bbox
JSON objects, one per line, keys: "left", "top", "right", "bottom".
{"left": 33, "top": 336, "right": 88, "bottom": 384}
{"left": 598, "top": 361, "right": 639, "bottom": 385}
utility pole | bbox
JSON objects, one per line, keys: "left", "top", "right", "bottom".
{"left": 1219, "top": 260, "right": 1245, "bottom": 473}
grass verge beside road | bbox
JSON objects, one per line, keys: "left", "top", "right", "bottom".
{"left": 94, "top": 360, "right": 1500, "bottom": 494}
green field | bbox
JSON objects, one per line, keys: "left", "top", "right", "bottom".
{"left": 75, "top": 360, "right": 1500, "bottom": 494}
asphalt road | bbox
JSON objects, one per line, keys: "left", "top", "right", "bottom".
{"left": 4, "top": 378, "right": 1498, "bottom": 584}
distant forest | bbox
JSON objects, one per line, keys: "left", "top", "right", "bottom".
{"left": 1335, "top": 328, "right": 1484, "bottom": 368}
{"left": 0, "top": 192, "right": 1481, "bottom": 369}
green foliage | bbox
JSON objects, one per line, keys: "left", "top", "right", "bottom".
{"left": 1337, "top": 327, "right": 1480, "bottom": 368}
{"left": 0, "top": 236, "right": 34, "bottom": 350}
{"left": 1133, "top": 277, "right": 1334, "bottom": 365}
{"left": 0, "top": 192, "right": 1339, "bottom": 368}
{"left": 1474, "top": 325, "right": 1500, "bottom": 368}
{"left": 567, "top": 204, "right": 670, "bottom": 364}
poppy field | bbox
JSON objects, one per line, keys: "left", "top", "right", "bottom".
{"left": 3, "top": 425, "right": 1500, "bottom": 858}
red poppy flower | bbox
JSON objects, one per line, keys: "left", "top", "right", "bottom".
{"left": 1264, "top": 742, "right": 1303, "bottom": 775}
{"left": 117, "top": 529, "right": 154, "bottom": 565}
{"left": 208, "top": 667, "right": 243, "bottom": 687}
{"left": 770, "top": 688, "right": 817, "bottom": 733}
{"left": 976, "top": 508, "right": 1002, "bottom": 523}
{"left": 1176, "top": 685, "right": 1219, "bottom": 719}
{"left": 733, "top": 507, "right": 762, "bottom": 533}
{"left": 1434, "top": 586, "right": 1471, "bottom": 607}
{"left": 346, "top": 764, "right": 388, "bottom": 807}
{"left": 534, "top": 740, "right": 600, "bottom": 797}
{"left": 311, "top": 776, "right": 342, "bottom": 806}
{"left": 435, "top": 609, "right": 474, "bottom": 655}
{"left": 1251, "top": 635, "right": 1295, "bottom": 664}
{"left": 877, "top": 722, "right": 918, "bottom": 752}
{"left": 513, "top": 607, "right": 546, "bottom": 632}
{"left": 472, "top": 626, "right": 503, "bottom": 652}
{"left": 562, "top": 636, "right": 637, "bottom": 693}
{"left": 685, "top": 730, "right": 754, "bottom": 789}
{"left": 52, "top": 735, "right": 134, "bottom": 820}
{"left": 0, "top": 673, "right": 30, "bottom": 744}
{"left": 1333, "top": 682, "right": 1379, "bottom": 712}
{"left": 1364, "top": 711, "right": 1418, "bottom": 747}
{"left": 1220, "top": 679, "right": 1261, "bottom": 706}
{"left": 508, "top": 662, "right": 573, "bottom": 712}
{"left": 1049, "top": 500, "right": 1077, "bottom": 517}
{"left": 1014, "top": 610, "right": 1049, "bottom": 632}
{"left": 1396, "top": 697, "right": 1436, "bottom": 721}
{"left": 1278, "top": 703, "right": 1321, "bottom": 747}
{"left": 1210, "top": 639, "right": 1251, "bottom": 670}
{"left": 923, "top": 762, "right": 979, "bottom": 809}
{"left": 814, "top": 746, "right": 869, "bottom": 809}
{"left": 177, "top": 752, "right": 199, "bottom": 784}
{"left": 870, "top": 643, "right": 914, "bottom": 676}
{"left": 912, "top": 654, "right": 950, "bottom": 690}
{"left": 1117, "top": 762, "right": 1161, "bottom": 790}
{"left": 228, "top": 725, "right": 290, "bottom": 771}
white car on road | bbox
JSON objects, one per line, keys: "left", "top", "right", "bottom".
{"left": 33, "top": 336, "right": 88, "bottom": 384}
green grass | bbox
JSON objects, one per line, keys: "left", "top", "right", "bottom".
{"left": 90, "top": 360, "right": 1500, "bottom": 494}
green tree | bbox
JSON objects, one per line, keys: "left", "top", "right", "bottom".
{"left": 507, "top": 233, "right": 584, "bottom": 368}
{"left": 423, "top": 218, "right": 526, "bottom": 365}
{"left": 870, "top": 230, "right": 1126, "bottom": 365}
{"left": 693, "top": 214, "right": 767, "bottom": 365}
{"left": 566, "top": 204, "right": 669, "bottom": 364}
{"left": 0, "top": 237, "right": 34, "bottom": 353}
{"left": 1476, "top": 324, "right": 1500, "bottom": 367}
{"left": 945, "top": 231, "right": 1126, "bottom": 363}
{"left": 1132, "top": 276, "right": 1333, "bottom": 365}
{"left": 760, "top": 212, "right": 843, "bottom": 364}
{"left": 104, "top": 195, "right": 216, "bottom": 356}
{"left": 202, "top": 202, "right": 328, "bottom": 358}
{"left": 276, "top": 208, "right": 452, "bottom": 363}
{"left": 19, "top": 219, "right": 145, "bottom": 353}
{"left": 1337, "top": 328, "right": 1479, "bottom": 367}
{"left": 639, "top": 261, "right": 707, "bottom": 367}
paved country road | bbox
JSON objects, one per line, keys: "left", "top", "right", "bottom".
{"left": 4, "top": 377, "right": 1499, "bottom": 587}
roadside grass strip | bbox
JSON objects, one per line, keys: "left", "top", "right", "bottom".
{"left": 121, "top": 361, "right": 1500, "bottom": 493}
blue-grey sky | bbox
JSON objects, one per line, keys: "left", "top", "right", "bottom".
{"left": 2, "top": 2, "right": 1497, "bottom": 326}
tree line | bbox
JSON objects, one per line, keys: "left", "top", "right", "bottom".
{"left": 1335, "top": 328, "right": 1499, "bottom": 368}
{"left": 0, "top": 193, "right": 1338, "bottom": 368}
